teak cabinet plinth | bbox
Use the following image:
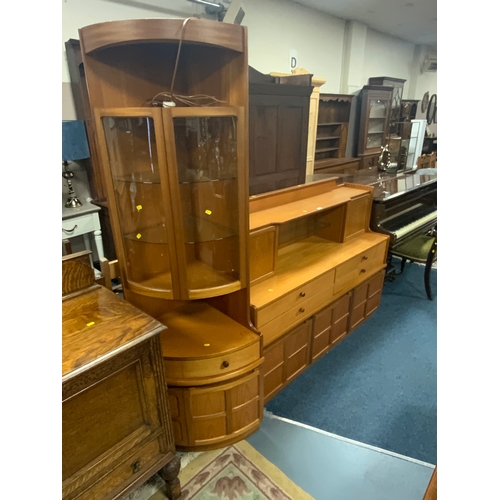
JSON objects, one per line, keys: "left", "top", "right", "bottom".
{"left": 248, "top": 179, "right": 389, "bottom": 402}
{"left": 79, "top": 18, "right": 262, "bottom": 452}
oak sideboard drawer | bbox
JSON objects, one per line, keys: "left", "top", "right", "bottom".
{"left": 65, "top": 436, "right": 164, "bottom": 500}
{"left": 253, "top": 269, "right": 335, "bottom": 328}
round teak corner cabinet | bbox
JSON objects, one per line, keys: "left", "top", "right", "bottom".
{"left": 79, "top": 18, "right": 263, "bottom": 450}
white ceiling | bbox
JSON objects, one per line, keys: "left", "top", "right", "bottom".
{"left": 287, "top": 0, "right": 437, "bottom": 48}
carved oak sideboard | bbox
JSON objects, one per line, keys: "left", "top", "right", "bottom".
{"left": 62, "top": 251, "right": 181, "bottom": 500}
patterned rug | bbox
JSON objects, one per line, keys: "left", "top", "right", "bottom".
{"left": 126, "top": 441, "right": 314, "bottom": 500}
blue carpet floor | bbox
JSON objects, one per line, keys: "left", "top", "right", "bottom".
{"left": 265, "top": 262, "right": 437, "bottom": 465}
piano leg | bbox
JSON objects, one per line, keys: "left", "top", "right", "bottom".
{"left": 424, "top": 238, "right": 437, "bottom": 301}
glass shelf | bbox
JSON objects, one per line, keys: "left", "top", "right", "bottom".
{"left": 183, "top": 215, "right": 237, "bottom": 244}
{"left": 114, "top": 172, "right": 162, "bottom": 184}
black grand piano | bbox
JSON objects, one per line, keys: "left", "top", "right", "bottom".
{"left": 369, "top": 170, "right": 437, "bottom": 248}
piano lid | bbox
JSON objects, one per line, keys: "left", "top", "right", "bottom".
{"left": 371, "top": 170, "right": 437, "bottom": 202}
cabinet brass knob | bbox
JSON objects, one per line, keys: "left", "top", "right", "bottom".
{"left": 362, "top": 256, "right": 368, "bottom": 260}
{"left": 299, "top": 307, "right": 305, "bottom": 313}
{"left": 360, "top": 269, "right": 366, "bottom": 273}
{"left": 222, "top": 360, "right": 230, "bottom": 368}
{"left": 131, "top": 459, "right": 141, "bottom": 473}
{"left": 299, "top": 292, "right": 306, "bottom": 297}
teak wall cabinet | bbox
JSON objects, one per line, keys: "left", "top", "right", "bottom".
{"left": 248, "top": 179, "right": 389, "bottom": 402}
{"left": 76, "top": 18, "right": 390, "bottom": 453}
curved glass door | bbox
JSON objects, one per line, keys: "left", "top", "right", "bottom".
{"left": 100, "top": 111, "right": 176, "bottom": 298}
{"left": 165, "top": 108, "right": 245, "bottom": 299}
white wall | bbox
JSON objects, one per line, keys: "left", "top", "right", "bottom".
{"left": 243, "top": 0, "right": 345, "bottom": 93}
{"left": 62, "top": 0, "right": 436, "bottom": 90}
{"left": 362, "top": 30, "right": 416, "bottom": 97}
{"left": 61, "top": 0, "right": 437, "bottom": 127}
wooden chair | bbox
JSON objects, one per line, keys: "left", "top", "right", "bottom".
{"left": 390, "top": 227, "right": 437, "bottom": 300}
{"left": 99, "top": 257, "right": 121, "bottom": 292}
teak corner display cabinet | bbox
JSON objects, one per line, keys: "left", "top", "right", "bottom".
{"left": 79, "top": 18, "right": 263, "bottom": 451}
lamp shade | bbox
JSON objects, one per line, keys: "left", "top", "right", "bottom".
{"left": 62, "top": 120, "right": 90, "bottom": 161}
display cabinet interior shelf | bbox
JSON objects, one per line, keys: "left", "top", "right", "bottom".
{"left": 248, "top": 179, "right": 389, "bottom": 402}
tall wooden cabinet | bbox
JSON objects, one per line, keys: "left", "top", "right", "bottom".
{"left": 355, "top": 85, "right": 393, "bottom": 158}
{"left": 78, "top": 18, "right": 263, "bottom": 452}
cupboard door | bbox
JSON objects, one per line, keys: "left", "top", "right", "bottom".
{"left": 311, "top": 303, "right": 334, "bottom": 362}
{"left": 164, "top": 107, "right": 247, "bottom": 300}
{"left": 169, "top": 370, "right": 261, "bottom": 449}
{"left": 349, "top": 270, "right": 385, "bottom": 331}
{"left": 344, "top": 194, "right": 371, "bottom": 241}
{"left": 330, "top": 292, "right": 351, "bottom": 345}
{"left": 97, "top": 108, "right": 179, "bottom": 299}
{"left": 249, "top": 94, "right": 310, "bottom": 195}
{"left": 263, "top": 320, "right": 312, "bottom": 402}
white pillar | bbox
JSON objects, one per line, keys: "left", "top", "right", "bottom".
{"left": 340, "top": 21, "right": 368, "bottom": 94}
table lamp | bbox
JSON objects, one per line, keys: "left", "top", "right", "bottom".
{"left": 62, "top": 120, "right": 90, "bottom": 208}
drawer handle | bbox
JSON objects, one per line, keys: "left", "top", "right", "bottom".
{"left": 362, "top": 256, "right": 368, "bottom": 260}
{"left": 299, "top": 307, "right": 305, "bottom": 313}
{"left": 221, "top": 360, "right": 230, "bottom": 368}
{"left": 299, "top": 292, "right": 306, "bottom": 297}
{"left": 62, "top": 225, "right": 78, "bottom": 234}
{"left": 131, "top": 459, "right": 142, "bottom": 473}
{"left": 360, "top": 269, "right": 366, "bottom": 274}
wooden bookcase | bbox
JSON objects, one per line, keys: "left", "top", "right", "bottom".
{"left": 315, "top": 94, "right": 353, "bottom": 163}
{"left": 313, "top": 93, "right": 359, "bottom": 175}
{"left": 248, "top": 178, "right": 389, "bottom": 402}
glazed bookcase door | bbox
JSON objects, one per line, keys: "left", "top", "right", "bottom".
{"left": 95, "top": 108, "right": 180, "bottom": 299}
{"left": 162, "top": 107, "right": 247, "bottom": 300}
{"left": 366, "top": 97, "right": 390, "bottom": 151}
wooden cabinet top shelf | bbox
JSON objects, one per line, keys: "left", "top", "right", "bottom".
{"left": 249, "top": 181, "right": 369, "bottom": 231}
{"left": 79, "top": 18, "right": 247, "bottom": 54}
{"left": 317, "top": 136, "right": 341, "bottom": 141}
{"left": 318, "top": 122, "right": 343, "bottom": 126}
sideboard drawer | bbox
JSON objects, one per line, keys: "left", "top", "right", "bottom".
{"left": 163, "top": 341, "right": 260, "bottom": 383}
{"left": 334, "top": 241, "right": 386, "bottom": 293}
{"left": 66, "top": 436, "right": 164, "bottom": 500}
{"left": 62, "top": 213, "right": 96, "bottom": 239}
{"left": 254, "top": 270, "right": 335, "bottom": 328}
{"left": 258, "top": 284, "right": 334, "bottom": 346}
